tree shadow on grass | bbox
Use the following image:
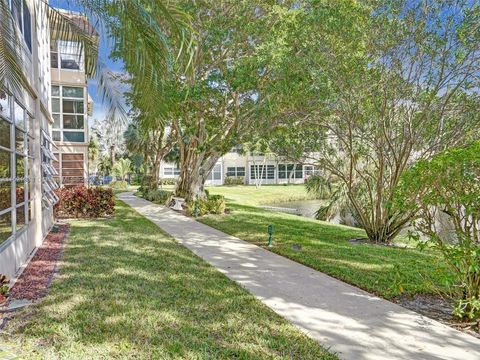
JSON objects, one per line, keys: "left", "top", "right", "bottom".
{"left": 199, "top": 203, "right": 452, "bottom": 298}
{"left": 2, "top": 202, "right": 336, "bottom": 359}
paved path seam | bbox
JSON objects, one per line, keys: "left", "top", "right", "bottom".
{"left": 118, "top": 192, "right": 480, "bottom": 360}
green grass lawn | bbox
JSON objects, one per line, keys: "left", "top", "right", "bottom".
{"left": 206, "top": 184, "right": 314, "bottom": 206}
{"left": 1, "top": 200, "right": 335, "bottom": 359}
{"left": 201, "top": 186, "right": 452, "bottom": 299}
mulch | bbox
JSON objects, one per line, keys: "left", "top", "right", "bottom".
{"left": 7, "top": 224, "right": 70, "bottom": 301}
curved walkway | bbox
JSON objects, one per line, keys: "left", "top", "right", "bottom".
{"left": 118, "top": 192, "right": 480, "bottom": 360}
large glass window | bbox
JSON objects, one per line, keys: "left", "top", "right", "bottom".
{"left": 250, "top": 165, "right": 275, "bottom": 180}
{"left": 278, "top": 164, "right": 303, "bottom": 179}
{"left": 52, "top": 41, "right": 84, "bottom": 71}
{"left": 0, "top": 90, "right": 33, "bottom": 244}
{"left": 226, "top": 166, "right": 245, "bottom": 177}
{"left": 9, "top": 0, "right": 32, "bottom": 53}
{"left": 22, "top": 0, "right": 32, "bottom": 52}
{"left": 51, "top": 85, "right": 86, "bottom": 142}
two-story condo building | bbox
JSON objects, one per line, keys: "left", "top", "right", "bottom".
{"left": 160, "top": 149, "right": 320, "bottom": 186}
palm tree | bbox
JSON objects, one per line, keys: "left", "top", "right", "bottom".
{"left": 1, "top": 0, "right": 192, "bottom": 121}
{"left": 112, "top": 158, "right": 131, "bottom": 182}
{"left": 90, "top": 118, "right": 126, "bottom": 164}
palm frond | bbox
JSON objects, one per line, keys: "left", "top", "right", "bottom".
{"left": 48, "top": 5, "right": 99, "bottom": 77}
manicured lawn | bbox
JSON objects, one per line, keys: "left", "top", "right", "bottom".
{"left": 1, "top": 200, "right": 335, "bottom": 359}
{"left": 201, "top": 187, "right": 452, "bottom": 299}
{"left": 206, "top": 184, "right": 314, "bottom": 206}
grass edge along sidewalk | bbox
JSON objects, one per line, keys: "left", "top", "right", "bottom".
{"left": 1, "top": 199, "right": 336, "bottom": 359}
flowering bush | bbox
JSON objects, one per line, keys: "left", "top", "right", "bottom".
{"left": 55, "top": 186, "right": 115, "bottom": 218}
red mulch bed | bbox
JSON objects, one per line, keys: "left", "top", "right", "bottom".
{"left": 8, "top": 224, "right": 70, "bottom": 301}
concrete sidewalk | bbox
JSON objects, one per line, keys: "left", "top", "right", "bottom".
{"left": 118, "top": 192, "right": 480, "bottom": 360}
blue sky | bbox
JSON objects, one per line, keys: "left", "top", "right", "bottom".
{"left": 50, "top": 0, "right": 125, "bottom": 123}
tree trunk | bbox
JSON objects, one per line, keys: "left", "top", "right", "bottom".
{"left": 174, "top": 149, "right": 220, "bottom": 201}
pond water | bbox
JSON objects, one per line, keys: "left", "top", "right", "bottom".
{"left": 262, "top": 199, "right": 325, "bottom": 218}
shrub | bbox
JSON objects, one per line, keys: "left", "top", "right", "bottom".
{"left": 187, "top": 194, "right": 226, "bottom": 217}
{"left": 160, "top": 178, "right": 177, "bottom": 186}
{"left": 130, "top": 174, "right": 143, "bottom": 185}
{"left": 55, "top": 186, "right": 115, "bottom": 218}
{"left": 395, "top": 141, "right": 480, "bottom": 320}
{"left": 140, "top": 175, "right": 157, "bottom": 190}
{"left": 142, "top": 189, "right": 172, "bottom": 204}
{"left": 224, "top": 176, "right": 244, "bottom": 185}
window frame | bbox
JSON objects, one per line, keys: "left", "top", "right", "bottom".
{"left": 51, "top": 85, "right": 86, "bottom": 143}
{"left": 0, "top": 89, "right": 34, "bottom": 247}
{"left": 8, "top": 0, "right": 32, "bottom": 53}
{"left": 250, "top": 165, "right": 275, "bottom": 180}
{"left": 226, "top": 166, "right": 245, "bottom": 178}
{"left": 50, "top": 40, "right": 85, "bottom": 72}
{"left": 278, "top": 164, "right": 304, "bottom": 179}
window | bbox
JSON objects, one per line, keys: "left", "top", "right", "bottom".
{"left": 52, "top": 131, "right": 61, "bottom": 141}
{"left": 0, "top": 89, "right": 33, "bottom": 244}
{"left": 278, "top": 164, "right": 303, "bottom": 179}
{"left": 226, "top": 166, "right": 245, "bottom": 177}
{"left": 50, "top": 43, "right": 58, "bottom": 68}
{"left": 304, "top": 166, "right": 320, "bottom": 177}
{"left": 22, "top": 0, "right": 31, "bottom": 52}
{"left": 51, "top": 40, "right": 84, "bottom": 71}
{"left": 51, "top": 85, "right": 60, "bottom": 97}
{"left": 207, "top": 164, "right": 222, "bottom": 181}
{"left": 0, "top": 91, "right": 10, "bottom": 119}
{"left": 163, "top": 166, "right": 180, "bottom": 176}
{"left": 63, "top": 115, "right": 84, "bottom": 129}
{"left": 250, "top": 165, "right": 275, "bottom": 180}
{"left": 9, "top": 0, "right": 32, "bottom": 53}
{"left": 0, "top": 118, "right": 10, "bottom": 149}
{"left": 63, "top": 132, "right": 84, "bottom": 142}
{"left": 51, "top": 85, "right": 86, "bottom": 142}
{"left": 62, "top": 87, "right": 83, "bottom": 98}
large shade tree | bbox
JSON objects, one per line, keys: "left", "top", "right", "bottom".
{"left": 267, "top": 0, "right": 480, "bottom": 243}
{"left": 119, "top": 0, "right": 283, "bottom": 200}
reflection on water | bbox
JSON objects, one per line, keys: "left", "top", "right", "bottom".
{"left": 265, "top": 200, "right": 325, "bottom": 218}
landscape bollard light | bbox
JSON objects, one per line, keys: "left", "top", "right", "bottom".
{"left": 267, "top": 224, "right": 273, "bottom": 247}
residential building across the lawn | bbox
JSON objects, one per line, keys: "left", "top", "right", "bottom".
{"left": 160, "top": 149, "right": 320, "bottom": 186}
